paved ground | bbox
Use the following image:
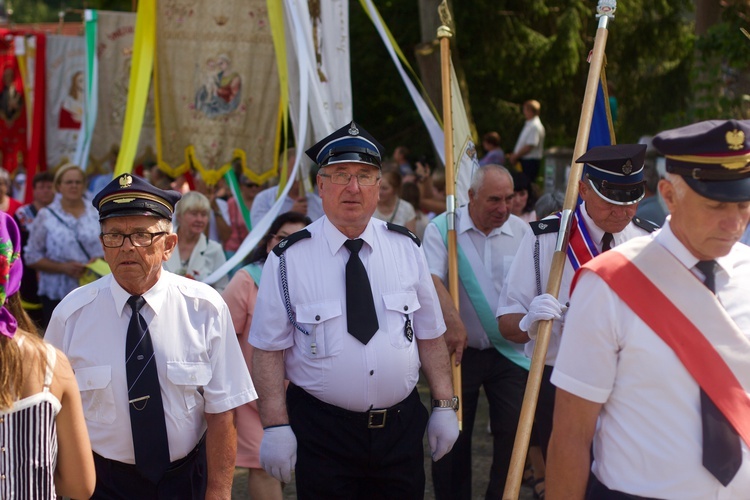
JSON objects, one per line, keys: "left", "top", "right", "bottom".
{"left": 231, "top": 383, "right": 534, "bottom": 499}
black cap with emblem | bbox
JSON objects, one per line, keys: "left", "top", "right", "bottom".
{"left": 652, "top": 119, "right": 750, "bottom": 202}
{"left": 305, "top": 121, "right": 385, "bottom": 169}
{"left": 92, "top": 173, "right": 182, "bottom": 221}
{"left": 577, "top": 144, "right": 647, "bottom": 206}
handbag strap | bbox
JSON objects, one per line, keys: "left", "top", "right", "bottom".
{"left": 46, "top": 207, "right": 92, "bottom": 261}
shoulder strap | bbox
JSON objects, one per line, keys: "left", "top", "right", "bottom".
{"left": 46, "top": 208, "right": 92, "bottom": 260}
{"left": 386, "top": 222, "right": 421, "bottom": 246}
{"left": 272, "top": 229, "right": 311, "bottom": 256}
{"left": 530, "top": 218, "right": 561, "bottom": 235}
{"left": 43, "top": 343, "right": 57, "bottom": 391}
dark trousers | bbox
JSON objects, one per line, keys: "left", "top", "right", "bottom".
{"left": 91, "top": 437, "right": 207, "bottom": 499}
{"left": 535, "top": 364, "right": 557, "bottom": 460}
{"left": 520, "top": 158, "right": 542, "bottom": 183}
{"left": 287, "top": 383, "right": 429, "bottom": 500}
{"left": 587, "top": 474, "right": 659, "bottom": 500}
{"left": 432, "top": 347, "right": 527, "bottom": 500}
{"left": 40, "top": 296, "right": 60, "bottom": 331}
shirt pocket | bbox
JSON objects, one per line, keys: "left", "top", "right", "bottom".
{"left": 382, "top": 291, "right": 422, "bottom": 349}
{"left": 74, "top": 365, "right": 116, "bottom": 425}
{"left": 166, "top": 362, "right": 212, "bottom": 419}
{"left": 295, "top": 301, "right": 343, "bottom": 359}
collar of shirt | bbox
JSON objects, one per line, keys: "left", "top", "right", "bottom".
{"left": 656, "top": 217, "right": 737, "bottom": 279}
{"left": 110, "top": 271, "right": 170, "bottom": 318}
{"left": 322, "top": 216, "right": 376, "bottom": 256}
{"left": 458, "top": 204, "right": 517, "bottom": 239}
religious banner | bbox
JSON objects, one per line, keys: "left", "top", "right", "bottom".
{"left": 155, "top": 0, "right": 280, "bottom": 184}
{"left": 284, "top": 0, "right": 352, "bottom": 150}
{"left": 0, "top": 32, "right": 28, "bottom": 173}
{"left": 45, "top": 34, "right": 86, "bottom": 170}
{"left": 88, "top": 10, "right": 157, "bottom": 176}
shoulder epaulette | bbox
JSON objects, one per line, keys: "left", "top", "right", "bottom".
{"left": 530, "top": 218, "right": 561, "bottom": 236}
{"left": 632, "top": 216, "right": 660, "bottom": 233}
{"left": 272, "top": 229, "right": 311, "bottom": 256}
{"left": 387, "top": 222, "right": 421, "bottom": 247}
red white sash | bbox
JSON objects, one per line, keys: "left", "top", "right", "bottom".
{"left": 558, "top": 205, "right": 601, "bottom": 271}
{"left": 573, "top": 237, "right": 750, "bottom": 448}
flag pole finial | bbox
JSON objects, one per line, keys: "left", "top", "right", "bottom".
{"left": 596, "top": 0, "right": 616, "bottom": 19}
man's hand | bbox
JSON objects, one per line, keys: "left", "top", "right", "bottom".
{"left": 443, "top": 324, "right": 468, "bottom": 366}
{"left": 519, "top": 293, "right": 564, "bottom": 339}
{"left": 290, "top": 197, "right": 308, "bottom": 215}
{"left": 259, "top": 425, "right": 297, "bottom": 483}
{"left": 427, "top": 408, "right": 459, "bottom": 461}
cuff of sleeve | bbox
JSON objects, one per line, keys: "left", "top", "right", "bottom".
{"left": 550, "top": 368, "right": 610, "bottom": 404}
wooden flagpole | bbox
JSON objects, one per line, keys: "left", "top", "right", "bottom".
{"left": 437, "top": 17, "right": 462, "bottom": 430}
{"left": 502, "top": 2, "right": 617, "bottom": 498}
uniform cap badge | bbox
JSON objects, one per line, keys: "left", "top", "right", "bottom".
{"left": 622, "top": 160, "right": 633, "bottom": 175}
{"left": 119, "top": 174, "right": 133, "bottom": 188}
{"left": 726, "top": 129, "right": 745, "bottom": 151}
{"left": 279, "top": 239, "right": 288, "bottom": 248}
{"left": 348, "top": 123, "right": 360, "bottom": 136}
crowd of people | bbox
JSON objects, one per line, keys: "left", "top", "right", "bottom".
{"left": 1, "top": 111, "right": 750, "bottom": 500}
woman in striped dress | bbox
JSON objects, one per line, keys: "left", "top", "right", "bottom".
{"left": 0, "top": 212, "right": 95, "bottom": 499}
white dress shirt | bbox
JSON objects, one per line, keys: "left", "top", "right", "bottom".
{"left": 513, "top": 116, "right": 545, "bottom": 160}
{"left": 496, "top": 202, "right": 650, "bottom": 364}
{"left": 46, "top": 271, "right": 256, "bottom": 463}
{"left": 249, "top": 216, "right": 445, "bottom": 411}
{"left": 552, "top": 219, "right": 750, "bottom": 499}
{"left": 423, "top": 207, "right": 529, "bottom": 349}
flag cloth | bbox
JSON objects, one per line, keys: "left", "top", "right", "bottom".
{"left": 155, "top": 0, "right": 279, "bottom": 185}
{"left": 450, "top": 61, "right": 479, "bottom": 207}
{"left": 586, "top": 68, "right": 615, "bottom": 149}
{"left": 44, "top": 35, "right": 86, "bottom": 170}
{"left": 0, "top": 32, "right": 28, "bottom": 173}
{"left": 20, "top": 34, "right": 47, "bottom": 202}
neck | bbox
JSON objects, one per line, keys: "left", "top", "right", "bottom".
{"left": 467, "top": 203, "right": 491, "bottom": 235}
{"left": 60, "top": 197, "right": 83, "bottom": 210}
{"left": 179, "top": 229, "right": 200, "bottom": 245}
{"left": 334, "top": 222, "right": 367, "bottom": 240}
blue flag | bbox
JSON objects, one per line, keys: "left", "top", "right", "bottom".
{"left": 587, "top": 69, "right": 616, "bottom": 149}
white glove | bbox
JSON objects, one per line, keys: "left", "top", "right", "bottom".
{"left": 427, "top": 407, "right": 459, "bottom": 461}
{"left": 259, "top": 425, "right": 297, "bottom": 483}
{"left": 518, "top": 293, "right": 564, "bottom": 340}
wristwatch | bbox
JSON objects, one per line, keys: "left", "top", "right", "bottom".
{"left": 432, "top": 395, "right": 460, "bottom": 411}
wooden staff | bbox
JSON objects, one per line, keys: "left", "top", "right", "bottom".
{"left": 502, "top": 2, "right": 616, "bottom": 498}
{"left": 437, "top": 22, "right": 462, "bottom": 430}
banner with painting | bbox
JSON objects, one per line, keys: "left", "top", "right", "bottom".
{"left": 45, "top": 35, "right": 85, "bottom": 170}
{"left": 0, "top": 33, "right": 28, "bottom": 173}
{"left": 155, "top": 0, "right": 280, "bottom": 184}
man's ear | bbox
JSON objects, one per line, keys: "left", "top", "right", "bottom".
{"left": 162, "top": 233, "right": 179, "bottom": 262}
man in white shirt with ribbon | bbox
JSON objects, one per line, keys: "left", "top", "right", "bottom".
{"left": 547, "top": 119, "right": 750, "bottom": 498}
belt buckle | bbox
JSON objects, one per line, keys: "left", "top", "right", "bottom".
{"left": 368, "top": 409, "right": 387, "bottom": 429}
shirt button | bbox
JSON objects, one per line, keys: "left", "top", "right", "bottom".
{"left": 191, "top": 375, "right": 197, "bottom": 381}
{"left": 315, "top": 315, "right": 320, "bottom": 321}
{"left": 370, "top": 370, "right": 374, "bottom": 375}
{"left": 403, "top": 305, "right": 408, "bottom": 311}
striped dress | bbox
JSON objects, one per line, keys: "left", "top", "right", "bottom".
{"left": 0, "top": 343, "right": 60, "bottom": 499}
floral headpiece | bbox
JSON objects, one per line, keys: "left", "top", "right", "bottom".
{"left": 0, "top": 213, "right": 22, "bottom": 338}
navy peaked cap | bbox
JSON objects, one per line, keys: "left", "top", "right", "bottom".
{"left": 577, "top": 144, "right": 647, "bottom": 205}
{"left": 305, "top": 121, "right": 385, "bottom": 169}
{"left": 92, "top": 173, "right": 182, "bottom": 221}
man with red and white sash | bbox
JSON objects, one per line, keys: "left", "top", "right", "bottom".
{"left": 497, "top": 144, "right": 658, "bottom": 465}
{"left": 548, "top": 119, "right": 750, "bottom": 499}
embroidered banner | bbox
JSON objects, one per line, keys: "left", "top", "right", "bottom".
{"left": 88, "top": 10, "right": 157, "bottom": 176}
{"left": 45, "top": 35, "right": 86, "bottom": 170}
{"left": 155, "top": 0, "right": 279, "bottom": 184}
{"left": 0, "top": 32, "right": 28, "bottom": 173}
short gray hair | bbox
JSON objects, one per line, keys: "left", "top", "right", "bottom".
{"left": 469, "top": 164, "right": 514, "bottom": 193}
{"left": 174, "top": 191, "right": 211, "bottom": 218}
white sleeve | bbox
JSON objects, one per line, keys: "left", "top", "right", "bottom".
{"left": 422, "top": 221, "right": 448, "bottom": 281}
{"left": 496, "top": 230, "right": 538, "bottom": 317}
{"left": 248, "top": 254, "right": 296, "bottom": 351}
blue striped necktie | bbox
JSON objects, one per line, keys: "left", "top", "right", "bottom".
{"left": 126, "top": 295, "right": 170, "bottom": 484}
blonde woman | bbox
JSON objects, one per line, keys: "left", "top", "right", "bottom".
{"left": 0, "top": 212, "right": 95, "bottom": 498}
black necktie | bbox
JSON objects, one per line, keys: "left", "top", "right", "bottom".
{"left": 694, "top": 260, "right": 742, "bottom": 486}
{"left": 601, "top": 232, "right": 614, "bottom": 252}
{"left": 344, "top": 239, "right": 379, "bottom": 344}
{"left": 126, "top": 295, "right": 170, "bottom": 484}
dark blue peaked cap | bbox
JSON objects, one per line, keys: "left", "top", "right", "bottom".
{"left": 305, "top": 121, "right": 385, "bottom": 169}
{"left": 577, "top": 144, "right": 647, "bottom": 206}
{"left": 92, "top": 173, "right": 182, "bottom": 221}
{"left": 653, "top": 119, "right": 750, "bottom": 202}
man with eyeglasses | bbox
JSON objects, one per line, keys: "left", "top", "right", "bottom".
{"left": 496, "top": 144, "right": 659, "bottom": 470}
{"left": 250, "top": 121, "right": 459, "bottom": 498}
{"left": 46, "top": 173, "right": 256, "bottom": 499}
{"left": 423, "top": 164, "right": 532, "bottom": 499}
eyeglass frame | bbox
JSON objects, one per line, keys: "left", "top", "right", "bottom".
{"left": 318, "top": 171, "right": 381, "bottom": 186}
{"left": 100, "top": 231, "right": 168, "bottom": 248}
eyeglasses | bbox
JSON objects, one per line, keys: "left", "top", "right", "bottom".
{"left": 319, "top": 172, "right": 380, "bottom": 186}
{"left": 100, "top": 231, "right": 167, "bottom": 248}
